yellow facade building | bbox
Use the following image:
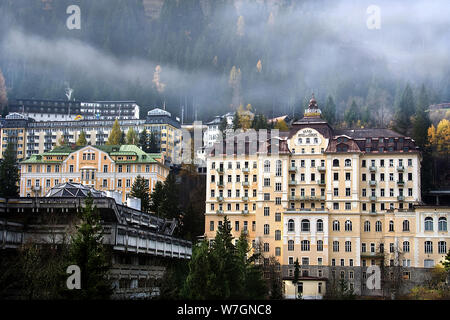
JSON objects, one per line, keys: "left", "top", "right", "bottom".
{"left": 19, "top": 144, "right": 169, "bottom": 202}
{"left": 204, "top": 96, "right": 449, "bottom": 299}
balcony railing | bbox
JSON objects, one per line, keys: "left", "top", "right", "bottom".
{"left": 216, "top": 196, "right": 224, "bottom": 202}
{"left": 317, "top": 180, "right": 326, "bottom": 185}
{"left": 242, "top": 181, "right": 250, "bottom": 187}
{"left": 289, "top": 166, "right": 297, "bottom": 172}
{"left": 217, "top": 182, "right": 224, "bottom": 187}
{"left": 369, "top": 180, "right": 377, "bottom": 186}
{"left": 369, "top": 166, "right": 377, "bottom": 172}
{"left": 317, "top": 166, "right": 326, "bottom": 172}
{"left": 397, "top": 195, "right": 405, "bottom": 201}
{"left": 242, "top": 210, "right": 249, "bottom": 214}
{"left": 397, "top": 166, "right": 405, "bottom": 172}
{"left": 370, "top": 196, "right": 377, "bottom": 201}
{"left": 242, "top": 167, "right": 250, "bottom": 173}
{"left": 289, "top": 180, "right": 297, "bottom": 186}
{"left": 397, "top": 180, "right": 405, "bottom": 186}
{"left": 217, "top": 168, "right": 224, "bottom": 174}
{"left": 216, "top": 210, "right": 224, "bottom": 214}
{"left": 242, "top": 196, "right": 249, "bottom": 202}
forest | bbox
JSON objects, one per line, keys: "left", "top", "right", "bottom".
{"left": 0, "top": 0, "right": 449, "bottom": 124}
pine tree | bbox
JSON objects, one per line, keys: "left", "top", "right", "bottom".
{"left": 107, "top": 119, "right": 122, "bottom": 145}
{"left": 413, "top": 84, "right": 432, "bottom": 148}
{"left": 0, "top": 142, "right": 19, "bottom": 198}
{"left": 322, "top": 95, "right": 336, "bottom": 124}
{"left": 394, "top": 84, "right": 415, "bottom": 135}
{"left": 344, "top": 100, "right": 360, "bottom": 127}
{"left": 126, "top": 127, "right": 139, "bottom": 145}
{"left": 148, "top": 131, "right": 159, "bottom": 153}
{"left": 76, "top": 131, "right": 87, "bottom": 146}
{"left": 139, "top": 129, "right": 149, "bottom": 152}
{"left": 149, "top": 181, "right": 165, "bottom": 216}
{"left": 159, "top": 172, "right": 179, "bottom": 220}
{"left": 130, "top": 175, "right": 151, "bottom": 213}
{"left": 66, "top": 193, "right": 112, "bottom": 299}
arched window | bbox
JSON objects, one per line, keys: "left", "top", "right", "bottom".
{"left": 317, "top": 240, "right": 323, "bottom": 251}
{"left": 332, "top": 220, "right": 340, "bottom": 231}
{"left": 364, "top": 221, "right": 371, "bottom": 232}
{"left": 333, "top": 159, "right": 340, "bottom": 167}
{"left": 316, "top": 219, "right": 323, "bottom": 232}
{"left": 403, "top": 220, "right": 410, "bottom": 231}
{"left": 264, "top": 160, "right": 271, "bottom": 173}
{"left": 301, "top": 219, "right": 310, "bottom": 232}
{"left": 344, "top": 159, "right": 351, "bottom": 167}
{"left": 301, "top": 240, "right": 310, "bottom": 251}
{"left": 389, "top": 221, "right": 394, "bottom": 232}
{"left": 275, "top": 160, "right": 282, "bottom": 176}
{"left": 375, "top": 221, "right": 382, "bottom": 232}
{"left": 288, "top": 219, "right": 295, "bottom": 232}
{"left": 403, "top": 241, "right": 410, "bottom": 252}
{"left": 345, "top": 241, "right": 352, "bottom": 252}
{"left": 425, "top": 217, "right": 433, "bottom": 231}
{"left": 345, "top": 220, "right": 352, "bottom": 231}
{"left": 288, "top": 240, "right": 294, "bottom": 251}
{"left": 438, "top": 217, "right": 447, "bottom": 231}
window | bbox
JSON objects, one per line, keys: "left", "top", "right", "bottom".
{"left": 275, "top": 182, "right": 282, "bottom": 191}
{"left": 389, "top": 221, "right": 394, "bottom": 232}
{"left": 276, "top": 160, "right": 282, "bottom": 176}
{"left": 316, "top": 219, "right": 323, "bottom": 232}
{"left": 345, "top": 159, "right": 351, "bottom": 167}
{"left": 317, "top": 240, "right": 323, "bottom": 251}
{"left": 362, "top": 243, "right": 366, "bottom": 252}
{"left": 403, "top": 241, "right": 410, "bottom": 252}
{"left": 333, "top": 159, "right": 339, "bottom": 167}
{"left": 345, "top": 202, "right": 351, "bottom": 210}
{"left": 102, "top": 179, "right": 108, "bottom": 188}
{"left": 438, "top": 217, "right": 447, "bottom": 231}
{"left": 345, "top": 188, "right": 351, "bottom": 196}
{"left": 301, "top": 219, "right": 310, "bottom": 232}
{"left": 345, "top": 220, "right": 352, "bottom": 231}
{"left": 334, "top": 173, "right": 339, "bottom": 181}
{"left": 332, "top": 220, "right": 340, "bottom": 231}
{"left": 69, "top": 165, "right": 74, "bottom": 173}
{"left": 288, "top": 219, "right": 295, "bottom": 232}
{"left": 438, "top": 241, "right": 447, "bottom": 254}
{"left": 275, "top": 230, "right": 281, "bottom": 241}
{"left": 345, "top": 241, "right": 352, "bottom": 252}
{"left": 375, "top": 221, "right": 382, "bottom": 232}
{"left": 425, "top": 217, "right": 433, "bottom": 231}
{"left": 275, "top": 212, "right": 281, "bottom": 222}
{"left": 264, "top": 207, "right": 270, "bottom": 216}
{"left": 263, "top": 243, "right": 269, "bottom": 252}
{"left": 288, "top": 240, "right": 294, "bottom": 251}
{"left": 333, "top": 241, "right": 339, "bottom": 252}
{"left": 264, "top": 224, "right": 270, "bottom": 235}
{"left": 210, "top": 221, "right": 214, "bottom": 231}
{"left": 403, "top": 220, "right": 410, "bottom": 231}
{"left": 264, "top": 160, "right": 270, "bottom": 172}
{"left": 424, "top": 241, "right": 433, "bottom": 254}
{"left": 424, "top": 260, "right": 434, "bottom": 268}
{"left": 364, "top": 221, "right": 370, "bottom": 232}
{"left": 301, "top": 240, "right": 310, "bottom": 251}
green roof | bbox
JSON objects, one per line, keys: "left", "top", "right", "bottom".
{"left": 20, "top": 145, "right": 163, "bottom": 165}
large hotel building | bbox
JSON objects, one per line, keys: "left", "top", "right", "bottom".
{"left": 204, "top": 96, "right": 449, "bottom": 298}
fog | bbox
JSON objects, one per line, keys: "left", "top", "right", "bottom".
{"left": 1, "top": 0, "right": 449, "bottom": 121}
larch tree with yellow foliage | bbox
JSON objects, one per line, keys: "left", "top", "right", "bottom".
{"left": 428, "top": 119, "right": 450, "bottom": 157}
{"left": 107, "top": 119, "right": 122, "bottom": 145}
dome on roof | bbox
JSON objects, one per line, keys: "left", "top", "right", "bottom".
{"left": 45, "top": 182, "right": 106, "bottom": 198}
{"left": 147, "top": 108, "right": 171, "bottom": 117}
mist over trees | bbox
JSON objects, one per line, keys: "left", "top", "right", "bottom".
{"left": 0, "top": 0, "right": 449, "bottom": 122}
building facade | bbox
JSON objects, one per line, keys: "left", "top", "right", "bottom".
{"left": 204, "top": 96, "right": 449, "bottom": 298}
{"left": 0, "top": 108, "right": 182, "bottom": 163}
{"left": 19, "top": 144, "right": 169, "bottom": 202}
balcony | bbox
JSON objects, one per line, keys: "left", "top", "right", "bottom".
{"left": 370, "top": 196, "right": 377, "bottom": 201}
{"left": 242, "top": 181, "right": 250, "bottom": 187}
{"left": 361, "top": 252, "right": 384, "bottom": 258}
{"left": 288, "top": 195, "right": 297, "bottom": 201}
{"left": 289, "top": 180, "right": 297, "bottom": 186}
{"left": 242, "top": 210, "right": 249, "bottom": 214}
{"left": 397, "top": 195, "right": 405, "bottom": 201}
{"left": 289, "top": 166, "right": 297, "bottom": 172}
{"left": 317, "top": 166, "right": 326, "bottom": 172}
{"left": 317, "top": 180, "right": 326, "bottom": 186}
{"left": 217, "top": 168, "right": 224, "bottom": 174}
{"left": 319, "top": 195, "right": 326, "bottom": 201}
{"left": 242, "top": 167, "right": 250, "bottom": 173}
{"left": 217, "top": 182, "right": 224, "bottom": 188}
{"left": 369, "top": 166, "right": 377, "bottom": 172}
{"left": 397, "top": 180, "right": 405, "bottom": 186}
{"left": 370, "top": 210, "right": 377, "bottom": 214}
{"left": 216, "top": 210, "right": 224, "bottom": 214}
{"left": 397, "top": 166, "right": 405, "bottom": 172}
{"left": 369, "top": 180, "right": 377, "bottom": 186}
{"left": 242, "top": 196, "right": 249, "bottom": 202}
{"left": 216, "top": 196, "right": 224, "bottom": 202}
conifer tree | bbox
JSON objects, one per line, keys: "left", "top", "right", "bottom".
{"left": 149, "top": 181, "right": 165, "bottom": 216}
{"left": 76, "top": 131, "right": 87, "bottom": 146}
{"left": 130, "top": 175, "right": 151, "bottom": 213}
{"left": 0, "top": 142, "right": 19, "bottom": 198}
{"left": 322, "top": 95, "right": 336, "bottom": 124}
{"left": 413, "top": 84, "right": 432, "bottom": 148}
{"left": 394, "top": 84, "right": 415, "bottom": 135}
{"left": 139, "top": 129, "right": 149, "bottom": 152}
{"left": 126, "top": 127, "right": 139, "bottom": 145}
{"left": 66, "top": 193, "right": 112, "bottom": 299}
{"left": 107, "top": 119, "right": 122, "bottom": 145}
